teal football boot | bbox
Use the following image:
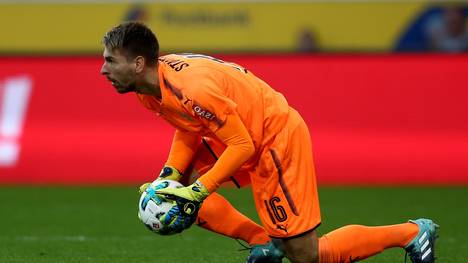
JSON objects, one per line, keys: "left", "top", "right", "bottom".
{"left": 246, "top": 241, "right": 284, "bottom": 263}
{"left": 405, "top": 218, "right": 439, "bottom": 263}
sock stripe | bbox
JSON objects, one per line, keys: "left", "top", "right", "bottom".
{"left": 421, "top": 240, "right": 429, "bottom": 252}
{"left": 421, "top": 248, "right": 432, "bottom": 260}
{"left": 418, "top": 231, "right": 427, "bottom": 244}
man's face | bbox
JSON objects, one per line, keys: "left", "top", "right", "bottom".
{"left": 100, "top": 47, "right": 137, "bottom": 94}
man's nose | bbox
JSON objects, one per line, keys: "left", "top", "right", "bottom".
{"left": 100, "top": 64, "right": 109, "bottom": 75}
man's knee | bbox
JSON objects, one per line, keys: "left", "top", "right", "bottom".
{"left": 273, "top": 229, "right": 319, "bottom": 263}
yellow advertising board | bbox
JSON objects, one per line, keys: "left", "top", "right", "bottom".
{"left": 0, "top": 2, "right": 431, "bottom": 53}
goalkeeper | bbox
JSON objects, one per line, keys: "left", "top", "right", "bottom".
{"left": 101, "top": 22, "right": 438, "bottom": 263}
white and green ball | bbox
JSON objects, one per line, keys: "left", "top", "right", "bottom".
{"left": 138, "top": 179, "right": 183, "bottom": 235}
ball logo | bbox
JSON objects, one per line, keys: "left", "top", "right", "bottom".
{"left": 183, "top": 203, "right": 196, "bottom": 215}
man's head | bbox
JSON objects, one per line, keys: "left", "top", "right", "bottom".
{"left": 100, "top": 22, "right": 159, "bottom": 94}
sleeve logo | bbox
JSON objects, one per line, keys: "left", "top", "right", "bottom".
{"left": 192, "top": 105, "right": 216, "bottom": 120}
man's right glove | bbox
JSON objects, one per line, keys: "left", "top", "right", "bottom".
{"left": 139, "top": 166, "right": 183, "bottom": 194}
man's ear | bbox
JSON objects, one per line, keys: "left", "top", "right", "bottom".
{"left": 135, "top": 56, "right": 145, "bottom": 73}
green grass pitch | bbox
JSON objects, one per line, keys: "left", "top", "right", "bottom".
{"left": 0, "top": 186, "right": 466, "bottom": 262}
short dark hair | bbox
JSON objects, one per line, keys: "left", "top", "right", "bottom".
{"left": 103, "top": 22, "right": 159, "bottom": 66}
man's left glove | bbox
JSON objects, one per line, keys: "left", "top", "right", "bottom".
{"left": 156, "top": 180, "right": 210, "bottom": 219}
{"left": 139, "top": 182, "right": 197, "bottom": 235}
{"left": 158, "top": 204, "right": 198, "bottom": 234}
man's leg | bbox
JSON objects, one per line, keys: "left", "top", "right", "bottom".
{"left": 197, "top": 192, "right": 270, "bottom": 246}
{"left": 273, "top": 229, "right": 319, "bottom": 263}
{"left": 252, "top": 110, "right": 438, "bottom": 263}
{"left": 249, "top": 110, "right": 321, "bottom": 263}
{"left": 317, "top": 219, "right": 438, "bottom": 263}
{"left": 184, "top": 138, "right": 270, "bottom": 246}
{"left": 271, "top": 220, "right": 424, "bottom": 263}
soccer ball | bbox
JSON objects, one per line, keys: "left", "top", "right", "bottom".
{"left": 138, "top": 179, "right": 183, "bottom": 235}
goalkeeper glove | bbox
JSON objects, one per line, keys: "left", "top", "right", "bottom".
{"left": 158, "top": 166, "right": 183, "bottom": 181}
{"left": 156, "top": 180, "right": 209, "bottom": 202}
{"left": 156, "top": 180, "right": 210, "bottom": 217}
{"left": 138, "top": 166, "right": 183, "bottom": 194}
{"left": 159, "top": 204, "right": 197, "bottom": 234}
{"left": 138, "top": 181, "right": 193, "bottom": 234}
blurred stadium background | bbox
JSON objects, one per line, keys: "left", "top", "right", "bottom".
{"left": 1, "top": 1, "right": 467, "bottom": 262}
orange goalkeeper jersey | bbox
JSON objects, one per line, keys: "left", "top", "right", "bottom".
{"left": 137, "top": 54, "right": 290, "bottom": 185}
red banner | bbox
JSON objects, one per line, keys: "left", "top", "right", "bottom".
{"left": 1, "top": 54, "right": 467, "bottom": 185}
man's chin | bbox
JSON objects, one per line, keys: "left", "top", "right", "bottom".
{"left": 115, "top": 86, "right": 135, "bottom": 94}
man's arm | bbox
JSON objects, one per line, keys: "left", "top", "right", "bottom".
{"left": 156, "top": 112, "right": 254, "bottom": 202}
{"left": 165, "top": 129, "right": 201, "bottom": 174}
{"left": 138, "top": 129, "right": 200, "bottom": 192}
{"left": 198, "top": 112, "right": 255, "bottom": 193}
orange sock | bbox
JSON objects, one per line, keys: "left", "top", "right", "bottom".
{"left": 197, "top": 192, "right": 270, "bottom": 246}
{"left": 319, "top": 223, "right": 419, "bottom": 263}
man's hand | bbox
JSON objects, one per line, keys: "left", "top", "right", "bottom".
{"left": 138, "top": 179, "right": 194, "bottom": 235}
{"left": 156, "top": 180, "right": 210, "bottom": 217}
{"left": 139, "top": 182, "right": 151, "bottom": 194}
{"left": 138, "top": 166, "right": 183, "bottom": 194}
{"left": 158, "top": 205, "right": 197, "bottom": 234}
{"left": 158, "top": 166, "right": 183, "bottom": 181}
{"left": 156, "top": 180, "right": 209, "bottom": 202}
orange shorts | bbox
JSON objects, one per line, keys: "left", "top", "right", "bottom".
{"left": 251, "top": 109, "right": 321, "bottom": 238}
{"left": 184, "top": 109, "right": 321, "bottom": 238}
